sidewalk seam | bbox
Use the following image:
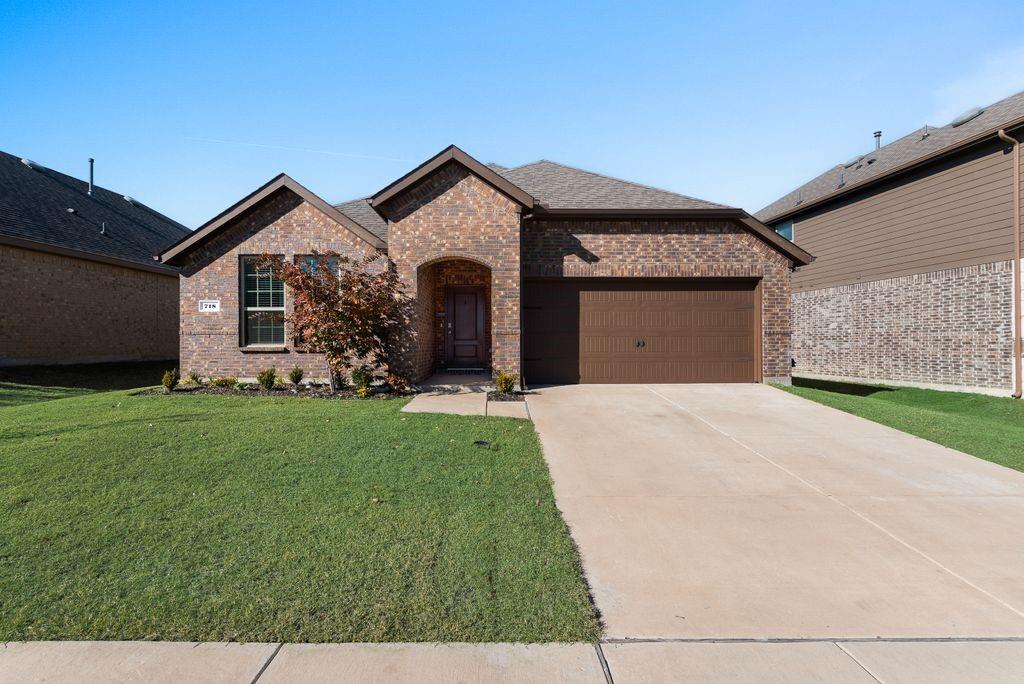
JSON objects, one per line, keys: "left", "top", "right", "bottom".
{"left": 249, "top": 642, "right": 284, "bottom": 684}
{"left": 835, "top": 642, "right": 884, "bottom": 683}
{"left": 593, "top": 642, "right": 614, "bottom": 684}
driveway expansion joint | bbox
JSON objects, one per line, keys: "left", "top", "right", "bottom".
{"left": 593, "top": 642, "right": 615, "bottom": 684}
{"left": 249, "top": 642, "right": 283, "bottom": 684}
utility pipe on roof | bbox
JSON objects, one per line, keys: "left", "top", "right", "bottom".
{"left": 997, "top": 129, "right": 1022, "bottom": 398}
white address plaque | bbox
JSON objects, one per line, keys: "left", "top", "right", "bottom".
{"left": 198, "top": 300, "right": 220, "bottom": 313}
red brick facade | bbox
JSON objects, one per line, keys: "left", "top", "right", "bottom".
{"left": 176, "top": 189, "right": 378, "bottom": 380}
{"left": 522, "top": 219, "right": 795, "bottom": 381}
{"left": 379, "top": 162, "right": 522, "bottom": 381}
{"left": 0, "top": 244, "right": 178, "bottom": 365}
{"left": 173, "top": 167, "right": 797, "bottom": 384}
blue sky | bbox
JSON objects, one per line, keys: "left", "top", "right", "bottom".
{"left": 3, "top": 0, "right": 1024, "bottom": 228}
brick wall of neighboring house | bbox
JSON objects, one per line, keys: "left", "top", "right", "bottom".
{"left": 176, "top": 189, "right": 380, "bottom": 380}
{"left": 522, "top": 219, "right": 796, "bottom": 381}
{"left": 381, "top": 162, "right": 522, "bottom": 381}
{"left": 0, "top": 244, "right": 178, "bottom": 365}
{"left": 792, "top": 260, "right": 1015, "bottom": 391}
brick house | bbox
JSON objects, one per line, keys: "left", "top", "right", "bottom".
{"left": 160, "top": 145, "right": 811, "bottom": 385}
{"left": 758, "top": 90, "right": 1024, "bottom": 396}
{"left": 0, "top": 151, "right": 187, "bottom": 366}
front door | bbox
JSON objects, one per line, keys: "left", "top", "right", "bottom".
{"left": 445, "top": 286, "right": 486, "bottom": 369}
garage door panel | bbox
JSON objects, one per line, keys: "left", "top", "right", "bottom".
{"left": 523, "top": 279, "right": 758, "bottom": 385}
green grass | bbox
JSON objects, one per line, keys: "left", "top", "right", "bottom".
{"left": 0, "top": 361, "right": 175, "bottom": 407}
{"left": 779, "top": 377, "right": 1024, "bottom": 472}
{"left": 0, "top": 389, "right": 599, "bottom": 643}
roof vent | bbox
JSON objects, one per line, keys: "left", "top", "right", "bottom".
{"left": 21, "top": 158, "right": 44, "bottom": 171}
{"left": 843, "top": 154, "right": 864, "bottom": 168}
{"left": 949, "top": 107, "right": 984, "bottom": 127}
{"left": 123, "top": 195, "right": 135, "bottom": 205}
{"left": 66, "top": 207, "right": 76, "bottom": 214}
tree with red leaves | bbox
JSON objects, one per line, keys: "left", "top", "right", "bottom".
{"left": 256, "top": 251, "right": 409, "bottom": 390}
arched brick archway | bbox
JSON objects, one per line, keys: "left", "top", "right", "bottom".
{"left": 412, "top": 257, "right": 493, "bottom": 380}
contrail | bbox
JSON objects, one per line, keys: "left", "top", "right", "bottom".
{"left": 184, "top": 136, "right": 412, "bottom": 162}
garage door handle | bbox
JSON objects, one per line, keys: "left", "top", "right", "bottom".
{"left": 635, "top": 339, "right": 646, "bottom": 349}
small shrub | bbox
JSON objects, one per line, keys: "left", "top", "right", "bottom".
{"left": 495, "top": 370, "right": 517, "bottom": 394}
{"left": 161, "top": 368, "right": 180, "bottom": 393}
{"left": 187, "top": 371, "right": 201, "bottom": 386}
{"left": 256, "top": 367, "right": 276, "bottom": 391}
{"left": 351, "top": 365, "right": 373, "bottom": 390}
{"left": 288, "top": 365, "right": 304, "bottom": 386}
{"left": 210, "top": 376, "right": 237, "bottom": 389}
{"left": 386, "top": 372, "right": 409, "bottom": 393}
{"left": 356, "top": 385, "right": 372, "bottom": 399}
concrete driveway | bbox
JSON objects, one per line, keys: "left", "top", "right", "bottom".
{"left": 527, "top": 383, "right": 1024, "bottom": 640}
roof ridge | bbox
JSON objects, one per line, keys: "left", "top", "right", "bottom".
{"left": 520, "top": 158, "right": 731, "bottom": 208}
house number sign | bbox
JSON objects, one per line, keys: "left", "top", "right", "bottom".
{"left": 198, "top": 300, "right": 220, "bottom": 313}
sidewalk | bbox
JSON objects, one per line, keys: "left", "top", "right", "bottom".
{"left": 3, "top": 639, "right": 1024, "bottom": 683}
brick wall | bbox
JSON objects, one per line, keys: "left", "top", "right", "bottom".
{"left": 522, "top": 219, "right": 795, "bottom": 381}
{"left": 381, "top": 162, "right": 522, "bottom": 381}
{"left": 0, "top": 244, "right": 178, "bottom": 365}
{"left": 176, "top": 189, "right": 380, "bottom": 380}
{"left": 792, "top": 260, "right": 1014, "bottom": 391}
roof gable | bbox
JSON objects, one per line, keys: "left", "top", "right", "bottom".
{"left": 0, "top": 150, "right": 187, "bottom": 271}
{"left": 370, "top": 145, "right": 534, "bottom": 210}
{"left": 159, "top": 174, "right": 386, "bottom": 265}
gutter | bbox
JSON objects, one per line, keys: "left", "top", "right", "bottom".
{"left": 997, "top": 129, "right": 1023, "bottom": 399}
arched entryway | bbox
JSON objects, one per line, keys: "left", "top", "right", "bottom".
{"left": 413, "top": 257, "right": 493, "bottom": 380}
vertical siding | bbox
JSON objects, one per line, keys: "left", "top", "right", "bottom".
{"left": 791, "top": 140, "right": 1017, "bottom": 291}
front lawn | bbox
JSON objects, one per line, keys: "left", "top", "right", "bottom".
{"left": 779, "top": 377, "right": 1024, "bottom": 472}
{"left": 0, "top": 390, "right": 599, "bottom": 643}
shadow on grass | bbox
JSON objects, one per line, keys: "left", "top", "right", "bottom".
{"left": 0, "top": 360, "right": 176, "bottom": 392}
{"left": 793, "top": 377, "right": 896, "bottom": 397}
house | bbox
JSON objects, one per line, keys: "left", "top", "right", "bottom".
{"left": 757, "top": 90, "right": 1024, "bottom": 396}
{"left": 0, "top": 151, "right": 188, "bottom": 366}
{"left": 159, "top": 145, "right": 811, "bottom": 386}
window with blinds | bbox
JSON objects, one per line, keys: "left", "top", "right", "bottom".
{"left": 242, "top": 258, "right": 285, "bottom": 345}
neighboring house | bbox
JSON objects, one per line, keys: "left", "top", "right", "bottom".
{"left": 0, "top": 151, "right": 188, "bottom": 366}
{"left": 758, "top": 90, "right": 1024, "bottom": 396}
{"left": 159, "top": 145, "right": 811, "bottom": 386}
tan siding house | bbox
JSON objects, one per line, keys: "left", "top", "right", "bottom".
{"left": 758, "top": 92, "right": 1024, "bottom": 395}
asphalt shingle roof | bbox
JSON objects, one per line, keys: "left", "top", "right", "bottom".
{"left": 333, "top": 196, "right": 389, "bottom": 241}
{"left": 756, "top": 89, "right": 1024, "bottom": 223}
{"left": 334, "top": 158, "right": 729, "bottom": 241}
{"left": 0, "top": 150, "right": 188, "bottom": 269}
{"left": 500, "top": 160, "right": 730, "bottom": 210}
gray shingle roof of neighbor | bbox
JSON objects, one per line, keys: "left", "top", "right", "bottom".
{"left": 756, "top": 89, "right": 1024, "bottom": 223}
{"left": 0, "top": 150, "right": 188, "bottom": 270}
{"left": 334, "top": 158, "right": 731, "bottom": 240}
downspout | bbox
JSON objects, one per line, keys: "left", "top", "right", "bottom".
{"left": 997, "top": 129, "right": 1022, "bottom": 398}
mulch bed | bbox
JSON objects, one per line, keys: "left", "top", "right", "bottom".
{"left": 135, "top": 385, "right": 408, "bottom": 400}
{"left": 487, "top": 391, "right": 526, "bottom": 402}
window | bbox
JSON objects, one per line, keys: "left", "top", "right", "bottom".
{"left": 242, "top": 258, "right": 284, "bottom": 346}
{"left": 298, "top": 254, "right": 340, "bottom": 278}
{"left": 775, "top": 220, "right": 794, "bottom": 242}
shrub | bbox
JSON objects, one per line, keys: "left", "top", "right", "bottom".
{"left": 161, "top": 368, "right": 180, "bottom": 393}
{"left": 356, "top": 385, "right": 372, "bottom": 399}
{"left": 210, "top": 376, "right": 237, "bottom": 389}
{"left": 386, "top": 372, "right": 409, "bottom": 393}
{"left": 288, "top": 365, "right": 304, "bottom": 386}
{"left": 351, "top": 365, "right": 373, "bottom": 390}
{"left": 256, "top": 367, "right": 276, "bottom": 391}
{"left": 495, "top": 370, "right": 517, "bottom": 394}
{"left": 187, "top": 371, "right": 201, "bottom": 386}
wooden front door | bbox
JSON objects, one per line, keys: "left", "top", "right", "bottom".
{"left": 445, "top": 286, "right": 486, "bottom": 368}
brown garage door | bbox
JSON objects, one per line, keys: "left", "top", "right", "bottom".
{"left": 523, "top": 279, "right": 759, "bottom": 384}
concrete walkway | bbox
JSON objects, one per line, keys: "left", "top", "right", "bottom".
{"left": 5, "top": 639, "right": 1024, "bottom": 682}
{"left": 526, "top": 383, "right": 1024, "bottom": 641}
